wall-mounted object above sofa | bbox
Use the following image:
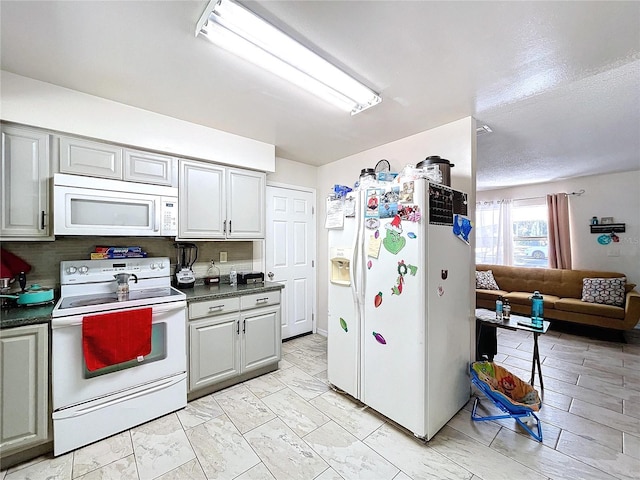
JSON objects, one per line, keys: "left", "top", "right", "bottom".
{"left": 590, "top": 223, "right": 626, "bottom": 234}
{"left": 476, "top": 264, "right": 640, "bottom": 331}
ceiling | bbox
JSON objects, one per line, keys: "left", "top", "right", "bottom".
{"left": 1, "top": 1, "right": 639, "bottom": 190}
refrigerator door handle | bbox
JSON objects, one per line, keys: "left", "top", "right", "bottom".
{"left": 350, "top": 192, "right": 362, "bottom": 303}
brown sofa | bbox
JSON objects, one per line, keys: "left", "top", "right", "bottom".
{"left": 476, "top": 264, "right": 640, "bottom": 330}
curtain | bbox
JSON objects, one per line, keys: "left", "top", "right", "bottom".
{"left": 547, "top": 193, "right": 572, "bottom": 269}
{"left": 475, "top": 200, "right": 513, "bottom": 265}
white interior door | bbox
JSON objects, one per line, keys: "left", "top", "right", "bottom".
{"left": 266, "top": 185, "right": 315, "bottom": 339}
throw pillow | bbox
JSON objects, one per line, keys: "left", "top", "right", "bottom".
{"left": 476, "top": 270, "right": 500, "bottom": 290}
{"left": 581, "top": 277, "right": 626, "bottom": 307}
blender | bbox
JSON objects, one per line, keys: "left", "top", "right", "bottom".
{"left": 173, "top": 242, "right": 198, "bottom": 289}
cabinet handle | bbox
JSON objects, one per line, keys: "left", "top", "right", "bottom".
{"left": 243, "top": 319, "right": 246, "bottom": 333}
{"left": 208, "top": 305, "right": 223, "bottom": 311}
{"left": 223, "top": 220, "right": 227, "bottom": 235}
{"left": 40, "top": 211, "right": 46, "bottom": 230}
{"left": 236, "top": 320, "right": 239, "bottom": 335}
{"left": 229, "top": 220, "right": 232, "bottom": 234}
{"left": 256, "top": 297, "right": 269, "bottom": 303}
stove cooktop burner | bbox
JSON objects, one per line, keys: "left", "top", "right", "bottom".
{"left": 54, "top": 287, "right": 185, "bottom": 315}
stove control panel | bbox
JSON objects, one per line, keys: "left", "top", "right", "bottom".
{"left": 60, "top": 257, "right": 171, "bottom": 284}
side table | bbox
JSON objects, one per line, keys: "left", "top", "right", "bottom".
{"left": 475, "top": 308, "right": 550, "bottom": 395}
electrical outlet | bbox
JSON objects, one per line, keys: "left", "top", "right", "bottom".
{"left": 220, "top": 251, "right": 228, "bottom": 263}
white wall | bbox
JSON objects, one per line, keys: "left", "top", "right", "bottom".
{"left": 0, "top": 71, "right": 275, "bottom": 172}
{"left": 477, "top": 170, "right": 640, "bottom": 285}
{"left": 316, "top": 117, "right": 477, "bottom": 334}
{"left": 267, "top": 157, "right": 318, "bottom": 190}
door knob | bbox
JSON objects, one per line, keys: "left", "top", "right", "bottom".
{"left": 267, "top": 272, "right": 274, "bottom": 280}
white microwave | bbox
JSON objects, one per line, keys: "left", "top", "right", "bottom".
{"left": 54, "top": 174, "right": 178, "bottom": 236}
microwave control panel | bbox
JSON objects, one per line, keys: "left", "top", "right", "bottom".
{"left": 161, "top": 197, "right": 178, "bottom": 236}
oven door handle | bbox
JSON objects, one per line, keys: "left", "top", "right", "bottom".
{"left": 51, "top": 301, "right": 186, "bottom": 328}
{"left": 53, "top": 374, "right": 185, "bottom": 419}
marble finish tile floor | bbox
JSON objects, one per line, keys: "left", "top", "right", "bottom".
{"left": 2, "top": 328, "right": 640, "bottom": 480}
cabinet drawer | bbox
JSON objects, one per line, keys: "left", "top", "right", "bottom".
{"left": 240, "top": 291, "right": 281, "bottom": 310}
{"left": 189, "top": 297, "right": 240, "bottom": 320}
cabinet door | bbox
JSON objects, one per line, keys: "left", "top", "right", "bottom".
{"left": 227, "top": 168, "right": 265, "bottom": 239}
{"left": 1, "top": 125, "right": 51, "bottom": 238}
{"left": 189, "top": 315, "right": 240, "bottom": 391}
{"left": 124, "top": 149, "right": 176, "bottom": 186}
{"left": 241, "top": 305, "right": 281, "bottom": 373}
{"left": 59, "top": 136, "right": 122, "bottom": 179}
{"left": 0, "top": 324, "right": 49, "bottom": 455}
{"left": 179, "top": 160, "right": 226, "bottom": 239}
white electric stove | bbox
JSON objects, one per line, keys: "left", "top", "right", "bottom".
{"left": 51, "top": 257, "right": 187, "bottom": 455}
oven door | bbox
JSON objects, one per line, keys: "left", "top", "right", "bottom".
{"left": 51, "top": 301, "right": 186, "bottom": 410}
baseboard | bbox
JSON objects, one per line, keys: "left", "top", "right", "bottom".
{"left": 316, "top": 328, "right": 328, "bottom": 337}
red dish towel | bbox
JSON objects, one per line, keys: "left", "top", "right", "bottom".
{"left": 82, "top": 308, "right": 152, "bottom": 371}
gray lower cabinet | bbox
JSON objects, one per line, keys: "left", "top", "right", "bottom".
{"left": 188, "top": 291, "right": 281, "bottom": 394}
{"left": 0, "top": 324, "right": 49, "bottom": 456}
{"left": 189, "top": 313, "right": 241, "bottom": 390}
{"left": 241, "top": 305, "right": 280, "bottom": 372}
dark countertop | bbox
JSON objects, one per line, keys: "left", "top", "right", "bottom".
{"left": 183, "top": 282, "right": 284, "bottom": 303}
{"left": 0, "top": 302, "right": 55, "bottom": 329}
{"left": 0, "top": 282, "right": 284, "bottom": 329}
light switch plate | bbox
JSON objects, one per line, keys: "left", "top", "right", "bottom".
{"left": 220, "top": 251, "right": 228, "bottom": 263}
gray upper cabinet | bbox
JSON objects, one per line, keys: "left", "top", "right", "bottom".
{"left": 124, "top": 149, "right": 176, "bottom": 186}
{"left": 59, "top": 136, "right": 176, "bottom": 186}
{"left": 178, "top": 160, "right": 265, "bottom": 240}
{"left": 0, "top": 324, "right": 49, "bottom": 457}
{"left": 1, "top": 125, "right": 52, "bottom": 239}
{"left": 179, "top": 160, "right": 226, "bottom": 239}
{"left": 59, "top": 136, "right": 123, "bottom": 179}
{"left": 227, "top": 167, "right": 265, "bottom": 239}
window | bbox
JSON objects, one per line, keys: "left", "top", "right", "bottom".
{"left": 475, "top": 198, "right": 549, "bottom": 268}
{"left": 511, "top": 199, "right": 549, "bottom": 268}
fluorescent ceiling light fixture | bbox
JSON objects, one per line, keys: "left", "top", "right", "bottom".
{"left": 195, "top": 0, "right": 381, "bottom": 115}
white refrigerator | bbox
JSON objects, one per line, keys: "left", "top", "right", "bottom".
{"left": 328, "top": 178, "right": 472, "bottom": 440}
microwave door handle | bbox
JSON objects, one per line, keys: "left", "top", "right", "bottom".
{"left": 154, "top": 200, "right": 160, "bottom": 232}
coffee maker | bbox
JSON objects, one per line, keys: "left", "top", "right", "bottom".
{"left": 173, "top": 242, "right": 198, "bottom": 289}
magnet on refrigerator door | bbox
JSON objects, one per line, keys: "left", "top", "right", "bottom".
{"left": 399, "top": 204, "right": 421, "bottom": 222}
{"left": 452, "top": 214, "right": 472, "bottom": 244}
{"left": 397, "top": 261, "right": 408, "bottom": 276}
{"left": 382, "top": 215, "right": 406, "bottom": 254}
{"left": 374, "top": 292, "right": 383, "bottom": 308}
{"left": 373, "top": 331, "right": 387, "bottom": 345}
{"left": 400, "top": 181, "right": 414, "bottom": 202}
{"left": 365, "top": 189, "right": 381, "bottom": 217}
{"left": 379, "top": 188, "right": 400, "bottom": 218}
{"left": 339, "top": 318, "right": 348, "bottom": 332}
{"left": 365, "top": 218, "right": 380, "bottom": 230}
{"left": 437, "top": 286, "right": 445, "bottom": 297}
{"left": 391, "top": 276, "right": 404, "bottom": 295}
{"left": 368, "top": 235, "right": 382, "bottom": 258}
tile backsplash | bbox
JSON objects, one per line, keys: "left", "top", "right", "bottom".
{"left": 1, "top": 238, "right": 254, "bottom": 289}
